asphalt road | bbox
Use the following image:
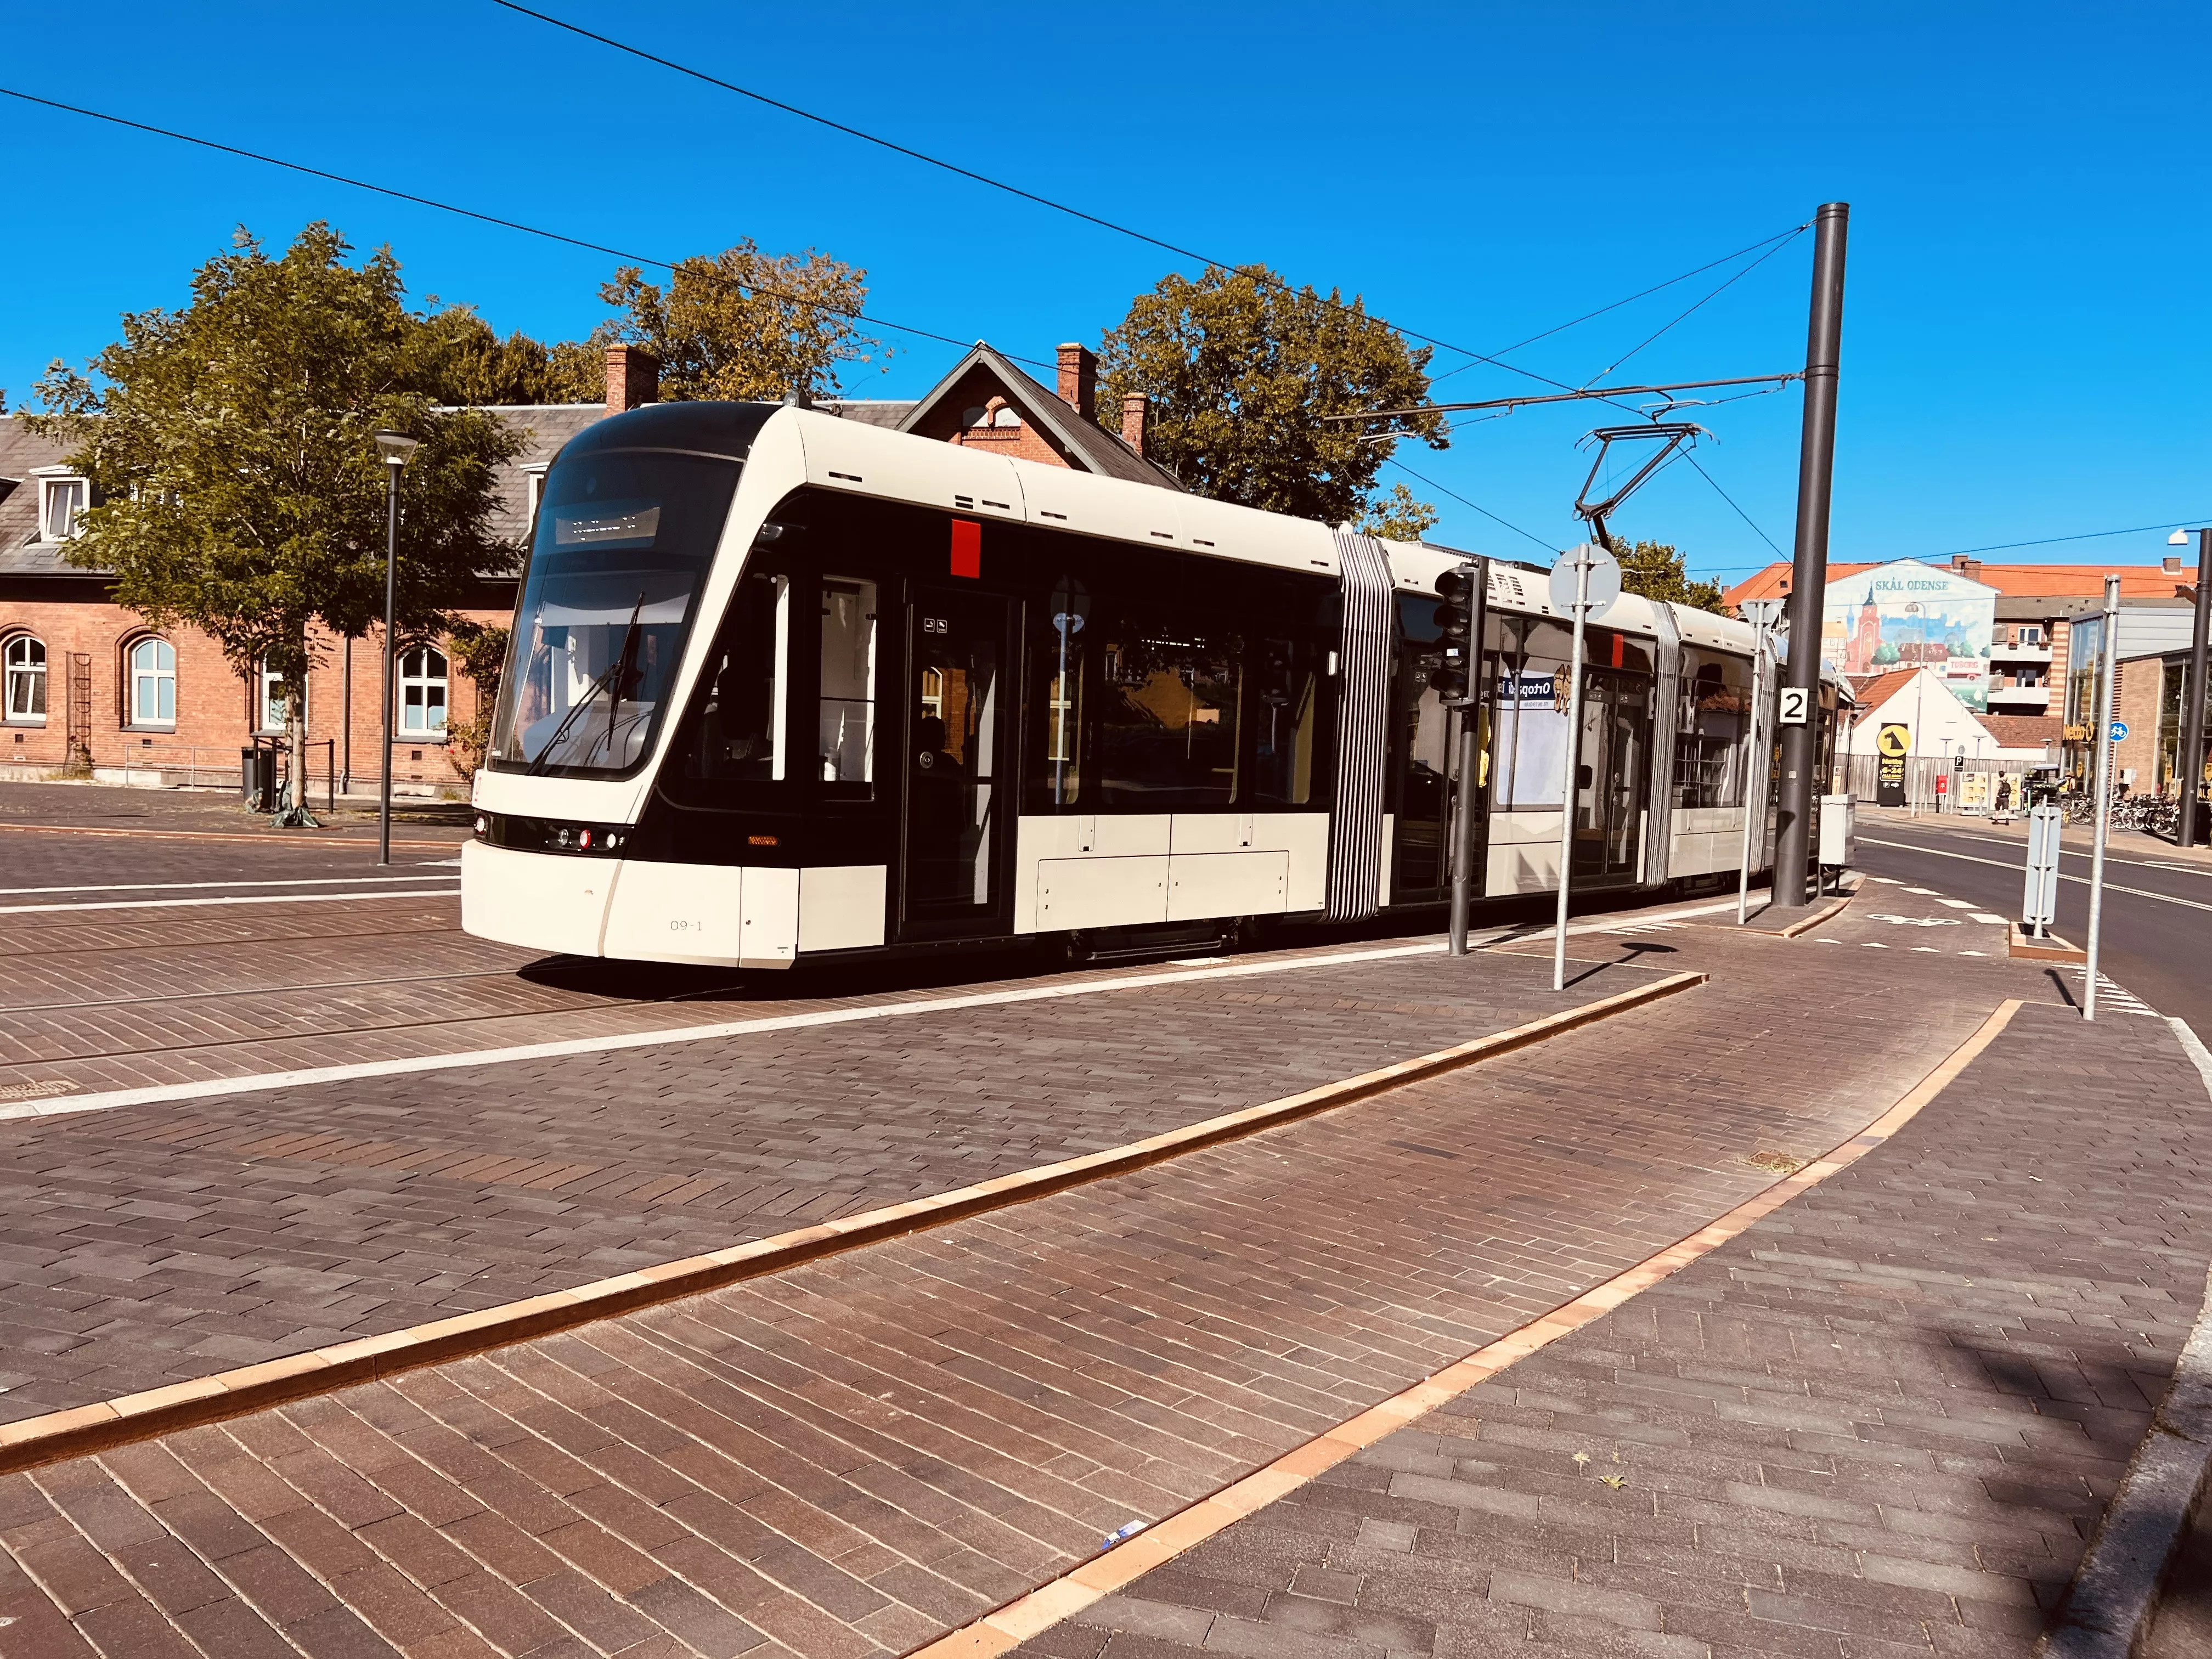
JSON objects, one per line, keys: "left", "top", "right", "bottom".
{"left": 1852, "top": 817, "right": 2212, "bottom": 1036}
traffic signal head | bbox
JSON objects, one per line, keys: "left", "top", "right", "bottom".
{"left": 1428, "top": 563, "right": 1481, "bottom": 702}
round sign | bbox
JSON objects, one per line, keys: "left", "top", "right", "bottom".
{"left": 1548, "top": 543, "right": 1622, "bottom": 620}
{"left": 2110, "top": 720, "right": 2129, "bottom": 742}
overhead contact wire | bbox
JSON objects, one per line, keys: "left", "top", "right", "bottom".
{"left": 0, "top": 86, "right": 1053, "bottom": 370}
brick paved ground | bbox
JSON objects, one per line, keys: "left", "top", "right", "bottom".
{"left": 0, "top": 876, "right": 2128, "bottom": 1656}
{"left": 0, "top": 780, "right": 471, "bottom": 842}
{"left": 0, "top": 946, "right": 1661, "bottom": 1419}
{"left": 1033, "top": 997, "right": 2212, "bottom": 1659}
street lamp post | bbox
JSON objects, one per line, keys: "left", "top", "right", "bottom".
{"left": 2169, "top": 528, "right": 2211, "bottom": 848}
{"left": 371, "top": 431, "right": 420, "bottom": 867}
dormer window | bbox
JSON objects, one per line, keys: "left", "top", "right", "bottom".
{"left": 523, "top": 465, "right": 549, "bottom": 528}
{"left": 36, "top": 472, "right": 87, "bottom": 541}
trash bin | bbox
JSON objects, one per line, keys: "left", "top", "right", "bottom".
{"left": 241, "top": 745, "right": 276, "bottom": 812}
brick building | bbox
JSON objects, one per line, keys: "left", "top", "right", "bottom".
{"left": 1, "top": 336, "right": 1167, "bottom": 798}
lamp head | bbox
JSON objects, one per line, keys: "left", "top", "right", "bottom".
{"left": 2171, "top": 529, "right": 2191, "bottom": 545}
{"left": 373, "top": 430, "right": 421, "bottom": 466}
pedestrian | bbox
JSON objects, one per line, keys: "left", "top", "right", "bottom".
{"left": 1994, "top": 775, "right": 2013, "bottom": 826}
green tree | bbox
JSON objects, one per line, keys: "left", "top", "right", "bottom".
{"left": 30, "top": 222, "right": 521, "bottom": 823}
{"left": 414, "top": 309, "right": 610, "bottom": 406}
{"left": 440, "top": 619, "right": 510, "bottom": 777}
{"left": 1612, "top": 538, "right": 1726, "bottom": 614}
{"left": 601, "top": 241, "right": 885, "bottom": 401}
{"left": 1872, "top": 640, "right": 1901, "bottom": 665}
{"left": 1357, "top": 482, "right": 1440, "bottom": 542}
{"left": 1095, "top": 264, "right": 1446, "bottom": 526}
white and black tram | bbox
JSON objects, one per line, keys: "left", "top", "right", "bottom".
{"left": 462, "top": 400, "right": 1839, "bottom": 968}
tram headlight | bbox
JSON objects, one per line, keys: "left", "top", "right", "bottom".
{"left": 474, "top": 811, "right": 631, "bottom": 856}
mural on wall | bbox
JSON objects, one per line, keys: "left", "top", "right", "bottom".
{"left": 1819, "top": 559, "right": 1998, "bottom": 712}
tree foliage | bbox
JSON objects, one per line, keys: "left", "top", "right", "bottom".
{"left": 1095, "top": 264, "right": 1445, "bottom": 527}
{"left": 1612, "top": 538, "right": 1726, "bottom": 614}
{"left": 414, "top": 309, "right": 609, "bottom": 405}
{"left": 601, "top": 241, "right": 885, "bottom": 401}
{"left": 440, "top": 619, "right": 511, "bottom": 777}
{"left": 1357, "top": 482, "right": 1440, "bottom": 543}
{"left": 29, "top": 222, "right": 522, "bottom": 817}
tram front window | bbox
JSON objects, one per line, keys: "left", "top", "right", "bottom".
{"left": 488, "top": 452, "right": 741, "bottom": 778}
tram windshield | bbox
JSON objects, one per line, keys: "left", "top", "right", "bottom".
{"left": 487, "top": 450, "right": 741, "bottom": 778}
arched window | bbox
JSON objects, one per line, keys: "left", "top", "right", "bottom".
{"left": 128, "top": 637, "right": 176, "bottom": 727}
{"left": 399, "top": 646, "right": 449, "bottom": 736}
{"left": 3, "top": 636, "right": 46, "bottom": 725}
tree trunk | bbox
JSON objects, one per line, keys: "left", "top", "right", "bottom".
{"left": 276, "top": 630, "right": 318, "bottom": 828}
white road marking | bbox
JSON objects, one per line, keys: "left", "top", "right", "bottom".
{"left": 0, "top": 897, "right": 1740, "bottom": 1122}
{"left": 2070, "top": 968, "right": 2160, "bottom": 1017}
{"left": 1859, "top": 837, "right": 2212, "bottom": 914}
{"left": 0, "top": 874, "right": 460, "bottom": 896}
{"left": 1960, "top": 950, "right": 1988, "bottom": 956}
{"left": 1904, "top": 887, "right": 1941, "bottom": 895}
{"left": 1936, "top": 898, "right": 1973, "bottom": 909}
{"left": 1968, "top": 912, "right": 2008, "bottom": 925}
{"left": 1863, "top": 941, "right": 1890, "bottom": 949}
{"left": 2171, "top": 1018, "right": 2212, "bottom": 1098}
{"left": 0, "top": 889, "right": 459, "bottom": 917}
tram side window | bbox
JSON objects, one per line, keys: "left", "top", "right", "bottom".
{"left": 1250, "top": 636, "right": 1317, "bottom": 806}
{"left": 1031, "top": 582, "right": 1086, "bottom": 808}
{"left": 1488, "top": 617, "right": 1573, "bottom": 808}
{"left": 1094, "top": 605, "right": 1242, "bottom": 809}
{"left": 820, "top": 577, "right": 877, "bottom": 790}
{"left": 1673, "top": 647, "right": 1753, "bottom": 809}
{"left": 681, "top": 569, "right": 788, "bottom": 782}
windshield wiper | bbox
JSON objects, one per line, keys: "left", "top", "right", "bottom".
{"left": 524, "top": 595, "right": 645, "bottom": 776}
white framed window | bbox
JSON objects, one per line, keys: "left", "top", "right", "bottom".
{"left": 4, "top": 636, "right": 46, "bottom": 725}
{"left": 128, "top": 637, "right": 176, "bottom": 727}
{"left": 523, "top": 465, "right": 548, "bottom": 529}
{"left": 257, "top": 658, "right": 297, "bottom": 732}
{"left": 36, "top": 473, "right": 87, "bottom": 541}
{"left": 399, "top": 646, "right": 448, "bottom": 736}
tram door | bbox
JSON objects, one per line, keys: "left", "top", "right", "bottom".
{"left": 899, "top": 589, "right": 1015, "bottom": 940}
{"left": 1572, "top": 669, "right": 1650, "bottom": 884}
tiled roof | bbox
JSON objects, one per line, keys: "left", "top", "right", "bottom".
{"left": 0, "top": 416, "right": 79, "bottom": 573}
{"left": 1976, "top": 714, "right": 2063, "bottom": 749}
{"left": 1848, "top": 668, "right": 1921, "bottom": 712}
{"left": 895, "top": 344, "right": 1184, "bottom": 491}
{"left": 2, "top": 405, "right": 607, "bottom": 578}
{"left": 1725, "top": 558, "right": 2193, "bottom": 608}
{"left": 819, "top": 400, "right": 916, "bottom": 430}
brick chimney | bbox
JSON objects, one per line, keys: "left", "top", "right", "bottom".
{"left": 2165, "top": 555, "right": 2183, "bottom": 574}
{"left": 1121, "top": 393, "right": 1147, "bottom": 455}
{"left": 605, "top": 345, "right": 661, "bottom": 416}
{"left": 1057, "top": 343, "right": 1097, "bottom": 422}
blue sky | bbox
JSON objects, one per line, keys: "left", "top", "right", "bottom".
{"left": 5, "top": 2, "right": 2207, "bottom": 586}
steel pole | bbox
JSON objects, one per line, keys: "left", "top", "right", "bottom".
{"left": 340, "top": 634, "right": 353, "bottom": 798}
{"left": 1774, "top": 202, "right": 1850, "bottom": 907}
{"left": 1448, "top": 557, "right": 1490, "bottom": 957}
{"left": 379, "top": 461, "right": 399, "bottom": 867}
{"left": 2083, "top": 575, "right": 2120, "bottom": 1021}
{"left": 1737, "top": 620, "right": 1766, "bottom": 925}
{"left": 1552, "top": 552, "right": 1592, "bottom": 992}
{"left": 1449, "top": 712, "right": 1480, "bottom": 955}
{"left": 2179, "top": 527, "right": 2211, "bottom": 848}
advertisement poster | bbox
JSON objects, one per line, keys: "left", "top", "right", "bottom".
{"left": 1820, "top": 559, "right": 1998, "bottom": 712}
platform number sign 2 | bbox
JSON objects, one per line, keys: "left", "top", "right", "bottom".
{"left": 1779, "top": 687, "right": 1811, "bottom": 727}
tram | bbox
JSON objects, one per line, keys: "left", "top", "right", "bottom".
{"left": 462, "top": 400, "right": 1838, "bottom": 967}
